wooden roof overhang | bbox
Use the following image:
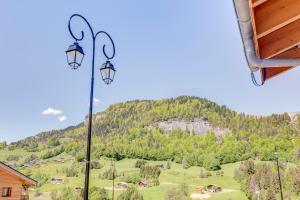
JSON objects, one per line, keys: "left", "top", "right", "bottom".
{"left": 250, "top": 0, "right": 300, "bottom": 81}
{"left": 0, "top": 161, "right": 37, "bottom": 186}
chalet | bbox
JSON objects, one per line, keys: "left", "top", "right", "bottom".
{"left": 0, "top": 161, "right": 37, "bottom": 200}
{"left": 206, "top": 184, "right": 222, "bottom": 193}
{"left": 115, "top": 182, "right": 128, "bottom": 189}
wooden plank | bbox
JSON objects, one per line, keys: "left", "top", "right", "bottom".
{"left": 261, "top": 48, "right": 300, "bottom": 81}
{"left": 273, "top": 46, "right": 300, "bottom": 58}
{"left": 254, "top": 0, "right": 300, "bottom": 38}
{"left": 252, "top": 0, "right": 269, "bottom": 8}
{"left": 262, "top": 67, "right": 293, "bottom": 81}
{"left": 258, "top": 19, "right": 300, "bottom": 58}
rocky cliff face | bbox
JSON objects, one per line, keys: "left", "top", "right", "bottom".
{"left": 149, "top": 118, "right": 230, "bottom": 136}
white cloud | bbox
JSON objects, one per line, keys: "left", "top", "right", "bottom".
{"left": 41, "top": 108, "right": 62, "bottom": 115}
{"left": 58, "top": 116, "right": 67, "bottom": 122}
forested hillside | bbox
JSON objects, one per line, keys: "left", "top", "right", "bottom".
{"left": 5, "top": 96, "right": 300, "bottom": 166}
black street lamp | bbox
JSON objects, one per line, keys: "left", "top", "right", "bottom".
{"left": 66, "top": 14, "right": 116, "bottom": 200}
{"left": 275, "top": 146, "right": 283, "bottom": 200}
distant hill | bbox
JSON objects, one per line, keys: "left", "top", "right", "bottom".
{"left": 13, "top": 96, "right": 299, "bottom": 146}
{"left": 3, "top": 96, "right": 299, "bottom": 170}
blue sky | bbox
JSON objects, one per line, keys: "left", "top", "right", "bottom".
{"left": 1, "top": 0, "right": 300, "bottom": 143}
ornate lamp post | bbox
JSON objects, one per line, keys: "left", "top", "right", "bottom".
{"left": 275, "top": 146, "right": 283, "bottom": 200}
{"left": 66, "top": 14, "right": 116, "bottom": 200}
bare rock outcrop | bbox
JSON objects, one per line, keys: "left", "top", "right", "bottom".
{"left": 149, "top": 118, "right": 230, "bottom": 136}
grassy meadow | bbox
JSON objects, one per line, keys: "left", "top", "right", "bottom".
{"left": 0, "top": 148, "right": 247, "bottom": 200}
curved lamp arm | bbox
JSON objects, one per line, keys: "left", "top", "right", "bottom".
{"left": 68, "top": 14, "right": 115, "bottom": 60}
{"left": 95, "top": 31, "right": 115, "bottom": 60}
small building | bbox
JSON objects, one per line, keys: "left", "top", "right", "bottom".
{"left": 206, "top": 184, "right": 222, "bottom": 193}
{"left": 0, "top": 161, "right": 37, "bottom": 200}
{"left": 193, "top": 186, "right": 205, "bottom": 194}
{"left": 115, "top": 182, "right": 128, "bottom": 189}
{"left": 50, "top": 177, "right": 64, "bottom": 184}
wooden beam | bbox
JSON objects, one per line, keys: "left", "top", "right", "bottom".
{"left": 254, "top": 0, "right": 300, "bottom": 39}
{"left": 258, "top": 19, "right": 300, "bottom": 58}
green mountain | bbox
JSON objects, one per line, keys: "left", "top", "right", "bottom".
{"left": 6, "top": 96, "right": 300, "bottom": 165}
{"left": 1, "top": 96, "right": 300, "bottom": 200}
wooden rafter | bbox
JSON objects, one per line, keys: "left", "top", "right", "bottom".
{"left": 258, "top": 19, "right": 300, "bottom": 58}
{"left": 252, "top": 0, "right": 269, "bottom": 8}
{"left": 254, "top": 0, "right": 300, "bottom": 39}
{"left": 247, "top": 0, "right": 300, "bottom": 81}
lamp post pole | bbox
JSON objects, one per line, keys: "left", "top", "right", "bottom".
{"left": 275, "top": 146, "right": 283, "bottom": 200}
{"left": 66, "top": 14, "right": 116, "bottom": 200}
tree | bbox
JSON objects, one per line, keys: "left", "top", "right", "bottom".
{"left": 117, "top": 186, "right": 143, "bottom": 200}
{"left": 203, "top": 154, "right": 221, "bottom": 171}
{"left": 182, "top": 157, "right": 189, "bottom": 169}
{"left": 61, "top": 187, "right": 75, "bottom": 200}
{"left": 166, "top": 160, "right": 172, "bottom": 169}
{"left": 0, "top": 141, "right": 7, "bottom": 150}
{"left": 47, "top": 138, "right": 60, "bottom": 147}
{"left": 165, "top": 184, "right": 189, "bottom": 200}
{"left": 135, "top": 160, "right": 147, "bottom": 168}
{"left": 89, "top": 187, "right": 109, "bottom": 200}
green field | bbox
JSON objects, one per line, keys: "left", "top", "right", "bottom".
{"left": 0, "top": 148, "right": 248, "bottom": 200}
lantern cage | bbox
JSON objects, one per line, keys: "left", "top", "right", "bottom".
{"left": 100, "top": 61, "right": 116, "bottom": 84}
{"left": 65, "top": 42, "right": 85, "bottom": 69}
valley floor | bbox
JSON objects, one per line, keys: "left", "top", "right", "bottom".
{"left": 26, "top": 156, "right": 247, "bottom": 200}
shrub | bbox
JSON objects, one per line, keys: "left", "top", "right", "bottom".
{"left": 135, "top": 160, "right": 147, "bottom": 168}
{"left": 117, "top": 186, "right": 143, "bottom": 200}
{"left": 166, "top": 160, "right": 172, "bottom": 169}
{"left": 24, "top": 154, "right": 39, "bottom": 165}
{"left": 200, "top": 170, "right": 212, "bottom": 178}
{"left": 140, "top": 165, "right": 161, "bottom": 180}
{"left": 0, "top": 141, "right": 7, "bottom": 150}
{"left": 100, "top": 167, "right": 117, "bottom": 180}
{"left": 76, "top": 152, "right": 85, "bottom": 162}
{"left": 47, "top": 138, "right": 60, "bottom": 147}
{"left": 216, "top": 171, "right": 224, "bottom": 176}
{"left": 122, "top": 173, "right": 140, "bottom": 184}
{"left": 203, "top": 155, "right": 221, "bottom": 171}
{"left": 33, "top": 173, "right": 50, "bottom": 187}
{"left": 165, "top": 184, "right": 189, "bottom": 200}
{"left": 64, "top": 167, "right": 78, "bottom": 177}
{"left": 89, "top": 187, "right": 109, "bottom": 200}
{"left": 25, "top": 143, "right": 39, "bottom": 152}
{"left": 41, "top": 146, "right": 64, "bottom": 159}
{"left": 61, "top": 187, "right": 75, "bottom": 200}
{"left": 6, "top": 155, "right": 20, "bottom": 161}
{"left": 91, "top": 160, "right": 102, "bottom": 169}
{"left": 182, "top": 157, "right": 190, "bottom": 169}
